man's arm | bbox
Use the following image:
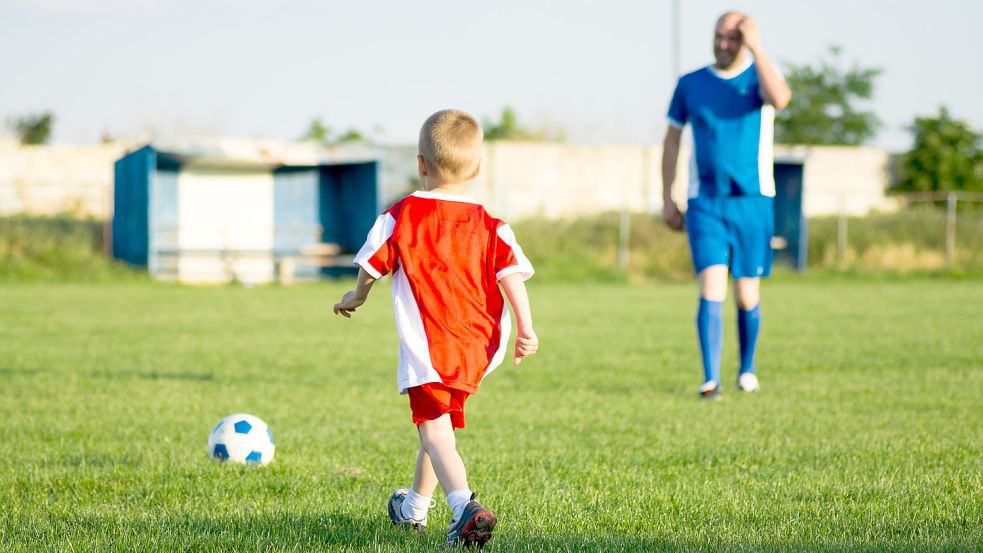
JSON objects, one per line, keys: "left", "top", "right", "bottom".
{"left": 333, "top": 267, "right": 377, "bottom": 318}
{"left": 500, "top": 273, "right": 537, "bottom": 365}
{"left": 661, "top": 125, "right": 684, "bottom": 231}
{"left": 739, "top": 16, "right": 792, "bottom": 109}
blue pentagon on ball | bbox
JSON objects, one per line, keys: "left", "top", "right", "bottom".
{"left": 234, "top": 420, "right": 253, "bottom": 434}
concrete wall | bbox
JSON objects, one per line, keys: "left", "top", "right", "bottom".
{"left": 0, "top": 138, "right": 893, "bottom": 223}
{"left": 776, "top": 145, "right": 897, "bottom": 217}
{"left": 0, "top": 138, "right": 127, "bottom": 218}
{"left": 381, "top": 143, "right": 894, "bottom": 220}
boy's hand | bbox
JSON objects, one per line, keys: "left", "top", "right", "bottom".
{"left": 514, "top": 326, "right": 538, "bottom": 365}
{"left": 333, "top": 291, "right": 366, "bottom": 318}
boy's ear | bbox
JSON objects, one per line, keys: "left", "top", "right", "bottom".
{"left": 417, "top": 154, "right": 428, "bottom": 177}
{"left": 467, "top": 159, "right": 481, "bottom": 180}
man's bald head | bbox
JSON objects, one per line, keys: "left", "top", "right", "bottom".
{"left": 713, "top": 11, "right": 747, "bottom": 69}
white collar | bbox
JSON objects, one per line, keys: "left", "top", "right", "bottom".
{"left": 411, "top": 190, "right": 480, "bottom": 204}
{"left": 707, "top": 56, "right": 753, "bottom": 80}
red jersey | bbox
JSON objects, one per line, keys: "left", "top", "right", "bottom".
{"left": 353, "top": 191, "right": 534, "bottom": 394}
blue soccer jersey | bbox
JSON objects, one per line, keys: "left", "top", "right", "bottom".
{"left": 667, "top": 59, "right": 776, "bottom": 198}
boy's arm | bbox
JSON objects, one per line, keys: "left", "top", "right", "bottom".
{"left": 500, "top": 272, "right": 538, "bottom": 365}
{"left": 333, "top": 267, "right": 377, "bottom": 318}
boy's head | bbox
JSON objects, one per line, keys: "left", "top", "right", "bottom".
{"left": 418, "top": 109, "right": 483, "bottom": 184}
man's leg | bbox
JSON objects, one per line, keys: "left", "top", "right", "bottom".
{"left": 734, "top": 278, "right": 762, "bottom": 392}
{"left": 734, "top": 277, "right": 761, "bottom": 376}
{"left": 418, "top": 414, "right": 471, "bottom": 521}
{"left": 697, "top": 264, "right": 728, "bottom": 391}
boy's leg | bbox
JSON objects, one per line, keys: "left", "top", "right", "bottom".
{"left": 395, "top": 446, "right": 438, "bottom": 524}
{"left": 412, "top": 446, "right": 439, "bottom": 497}
{"left": 418, "top": 414, "right": 471, "bottom": 520}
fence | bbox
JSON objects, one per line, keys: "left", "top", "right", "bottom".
{"left": 831, "top": 192, "right": 983, "bottom": 270}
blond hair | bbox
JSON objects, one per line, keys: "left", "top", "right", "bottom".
{"left": 418, "top": 109, "right": 484, "bottom": 181}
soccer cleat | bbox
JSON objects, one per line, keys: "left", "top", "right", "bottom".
{"left": 446, "top": 493, "right": 497, "bottom": 548}
{"left": 387, "top": 488, "right": 426, "bottom": 530}
{"left": 738, "top": 372, "right": 760, "bottom": 392}
{"left": 698, "top": 380, "right": 721, "bottom": 400}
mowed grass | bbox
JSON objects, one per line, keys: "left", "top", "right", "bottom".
{"left": 0, "top": 279, "right": 980, "bottom": 552}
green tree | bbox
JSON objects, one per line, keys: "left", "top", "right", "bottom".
{"left": 483, "top": 106, "right": 563, "bottom": 142}
{"left": 776, "top": 47, "right": 881, "bottom": 146}
{"left": 8, "top": 112, "right": 55, "bottom": 145}
{"left": 301, "top": 118, "right": 368, "bottom": 146}
{"left": 894, "top": 107, "right": 983, "bottom": 193}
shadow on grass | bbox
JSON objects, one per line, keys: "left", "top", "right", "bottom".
{"left": 84, "top": 369, "right": 216, "bottom": 382}
{"left": 4, "top": 513, "right": 968, "bottom": 552}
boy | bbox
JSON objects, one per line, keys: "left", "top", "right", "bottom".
{"left": 333, "top": 109, "right": 538, "bottom": 548}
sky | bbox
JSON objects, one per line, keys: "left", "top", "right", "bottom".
{"left": 0, "top": 0, "right": 979, "bottom": 152}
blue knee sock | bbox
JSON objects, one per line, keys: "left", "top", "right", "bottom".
{"left": 737, "top": 305, "right": 761, "bottom": 375}
{"left": 697, "top": 299, "right": 723, "bottom": 385}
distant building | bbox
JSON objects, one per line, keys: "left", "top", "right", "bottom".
{"left": 112, "top": 142, "right": 380, "bottom": 284}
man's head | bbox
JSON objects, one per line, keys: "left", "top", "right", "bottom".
{"left": 713, "top": 11, "right": 746, "bottom": 69}
{"left": 418, "top": 109, "right": 483, "bottom": 184}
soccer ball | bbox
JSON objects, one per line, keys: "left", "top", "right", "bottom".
{"left": 207, "top": 413, "right": 275, "bottom": 465}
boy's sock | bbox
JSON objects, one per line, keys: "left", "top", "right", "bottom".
{"left": 737, "top": 304, "right": 761, "bottom": 374}
{"left": 446, "top": 488, "right": 473, "bottom": 521}
{"left": 400, "top": 489, "right": 432, "bottom": 521}
{"left": 697, "top": 298, "right": 723, "bottom": 385}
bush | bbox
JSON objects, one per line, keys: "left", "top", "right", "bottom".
{"left": 0, "top": 215, "right": 142, "bottom": 281}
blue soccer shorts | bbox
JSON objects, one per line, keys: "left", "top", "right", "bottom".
{"left": 685, "top": 195, "right": 774, "bottom": 279}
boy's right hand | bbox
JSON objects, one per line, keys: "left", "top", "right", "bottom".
{"left": 514, "top": 326, "right": 538, "bottom": 365}
{"left": 333, "top": 291, "right": 365, "bottom": 318}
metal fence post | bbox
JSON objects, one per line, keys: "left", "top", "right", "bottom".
{"left": 945, "top": 192, "right": 957, "bottom": 269}
{"left": 618, "top": 210, "right": 630, "bottom": 271}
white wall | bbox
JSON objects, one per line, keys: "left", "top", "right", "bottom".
{"left": 0, "top": 140, "right": 127, "bottom": 218}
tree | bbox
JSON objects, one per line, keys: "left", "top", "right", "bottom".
{"left": 300, "top": 117, "right": 368, "bottom": 146}
{"left": 775, "top": 47, "right": 881, "bottom": 146}
{"left": 8, "top": 112, "right": 55, "bottom": 145}
{"left": 483, "top": 106, "right": 563, "bottom": 142}
{"left": 894, "top": 107, "right": 983, "bottom": 193}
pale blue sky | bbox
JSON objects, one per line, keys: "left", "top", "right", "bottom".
{"left": 1, "top": 0, "right": 978, "bottom": 151}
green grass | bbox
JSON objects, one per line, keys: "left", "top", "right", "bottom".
{"left": 0, "top": 280, "right": 980, "bottom": 552}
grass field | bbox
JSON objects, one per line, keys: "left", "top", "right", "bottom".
{"left": 0, "top": 279, "right": 980, "bottom": 552}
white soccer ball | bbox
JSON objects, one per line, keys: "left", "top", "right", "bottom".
{"left": 207, "top": 413, "right": 275, "bottom": 465}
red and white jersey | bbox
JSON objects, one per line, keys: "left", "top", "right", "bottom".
{"left": 354, "top": 190, "right": 534, "bottom": 395}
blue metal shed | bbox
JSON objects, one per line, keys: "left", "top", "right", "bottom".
{"left": 112, "top": 143, "right": 380, "bottom": 283}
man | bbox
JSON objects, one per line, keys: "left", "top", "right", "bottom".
{"left": 661, "top": 12, "right": 791, "bottom": 399}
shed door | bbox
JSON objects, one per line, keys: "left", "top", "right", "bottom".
{"left": 773, "top": 163, "right": 806, "bottom": 271}
{"left": 177, "top": 168, "right": 275, "bottom": 283}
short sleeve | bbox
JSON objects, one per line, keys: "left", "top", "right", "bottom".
{"left": 667, "top": 80, "right": 687, "bottom": 128}
{"left": 353, "top": 212, "right": 397, "bottom": 279}
{"left": 493, "top": 224, "right": 534, "bottom": 281}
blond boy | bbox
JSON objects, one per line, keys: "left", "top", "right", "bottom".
{"left": 333, "top": 109, "right": 538, "bottom": 547}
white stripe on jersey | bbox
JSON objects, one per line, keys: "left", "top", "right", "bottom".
{"left": 758, "top": 104, "right": 777, "bottom": 197}
{"left": 353, "top": 212, "right": 396, "bottom": 279}
{"left": 392, "top": 264, "right": 443, "bottom": 394}
{"left": 494, "top": 224, "right": 535, "bottom": 281}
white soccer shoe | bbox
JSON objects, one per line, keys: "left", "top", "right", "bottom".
{"left": 698, "top": 380, "right": 721, "bottom": 400}
{"left": 737, "top": 372, "right": 760, "bottom": 392}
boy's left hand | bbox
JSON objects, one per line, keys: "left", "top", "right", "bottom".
{"left": 514, "top": 326, "right": 539, "bottom": 365}
{"left": 333, "top": 291, "right": 365, "bottom": 318}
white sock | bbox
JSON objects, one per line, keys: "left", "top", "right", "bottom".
{"left": 401, "top": 489, "right": 431, "bottom": 521}
{"left": 446, "top": 489, "right": 473, "bottom": 521}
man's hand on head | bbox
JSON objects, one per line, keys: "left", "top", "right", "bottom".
{"left": 738, "top": 16, "right": 761, "bottom": 52}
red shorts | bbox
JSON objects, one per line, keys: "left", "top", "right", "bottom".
{"left": 408, "top": 382, "right": 470, "bottom": 429}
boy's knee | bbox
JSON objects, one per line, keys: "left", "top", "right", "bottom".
{"left": 418, "top": 416, "right": 455, "bottom": 449}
